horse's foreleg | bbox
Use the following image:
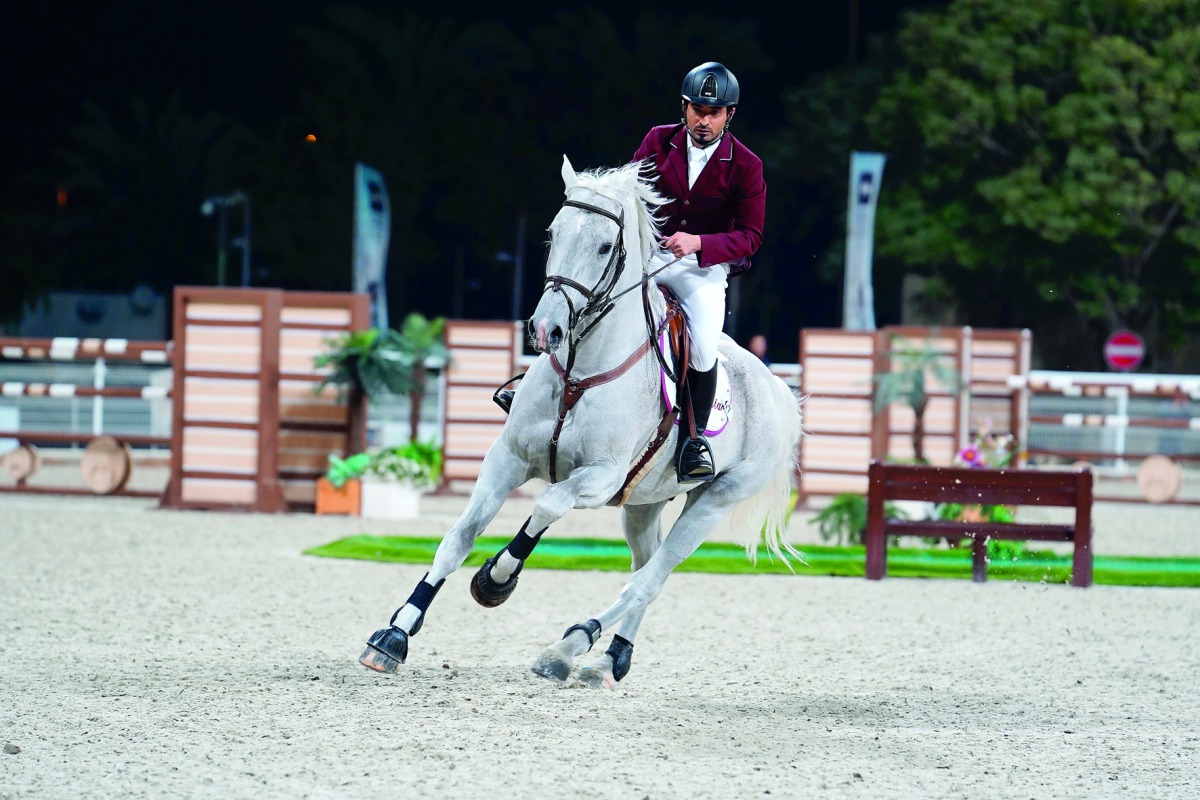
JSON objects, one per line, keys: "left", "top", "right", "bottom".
{"left": 470, "top": 515, "right": 544, "bottom": 608}
{"left": 359, "top": 442, "right": 526, "bottom": 674}
{"left": 476, "top": 460, "right": 623, "bottom": 606}
{"left": 577, "top": 501, "right": 666, "bottom": 688}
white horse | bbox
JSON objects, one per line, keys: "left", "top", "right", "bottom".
{"left": 360, "top": 156, "right": 802, "bottom": 687}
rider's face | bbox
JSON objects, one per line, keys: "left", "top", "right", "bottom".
{"left": 684, "top": 102, "right": 731, "bottom": 145}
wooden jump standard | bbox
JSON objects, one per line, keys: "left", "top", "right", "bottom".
{"left": 865, "top": 460, "right": 1094, "bottom": 587}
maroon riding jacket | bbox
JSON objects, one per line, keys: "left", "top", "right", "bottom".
{"left": 632, "top": 124, "right": 766, "bottom": 275}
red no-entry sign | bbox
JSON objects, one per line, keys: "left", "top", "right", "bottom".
{"left": 1104, "top": 329, "right": 1144, "bottom": 372}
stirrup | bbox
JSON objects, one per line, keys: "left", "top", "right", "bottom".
{"left": 676, "top": 435, "right": 715, "bottom": 483}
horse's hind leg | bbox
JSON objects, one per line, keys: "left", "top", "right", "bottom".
{"left": 534, "top": 485, "right": 740, "bottom": 685}
{"left": 576, "top": 501, "right": 666, "bottom": 688}
{"left": 359, "top": 442, "right": 527, "bottom": 673}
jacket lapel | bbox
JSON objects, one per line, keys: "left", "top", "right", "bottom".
{"left": 664, "top": 127, "right": 690, "bottom": 198}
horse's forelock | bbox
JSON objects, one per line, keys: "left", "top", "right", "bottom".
{"left": 575, "top": 160, "right": 667, "bottom": 261}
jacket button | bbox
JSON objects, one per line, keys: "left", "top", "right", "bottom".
{"left": 684, "top": 200, "right": 690, "bottom": 206}
{"left": 681, "top": 220, "right": 688, "bottom": 226}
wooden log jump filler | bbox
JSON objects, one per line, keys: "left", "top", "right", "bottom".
{"left": 865, "top": 460, "right": 1094, "bottom": 587}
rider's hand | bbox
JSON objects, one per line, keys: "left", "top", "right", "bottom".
{"left": 662, "top": 232, "right": 701, "bottom": 258}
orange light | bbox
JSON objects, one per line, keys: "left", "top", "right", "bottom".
{"left": 56, "top": 186, "right": 68, "bottom": 208}
{"left": 305, "top": 134, "right": 317, "bottom": 142}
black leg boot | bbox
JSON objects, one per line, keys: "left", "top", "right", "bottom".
{"left": 676, "top": 365, "right": 718, "bottom": 483}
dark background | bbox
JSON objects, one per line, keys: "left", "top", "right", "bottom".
{"left": 1, "top": 1, "right": 934, "bottom": 363}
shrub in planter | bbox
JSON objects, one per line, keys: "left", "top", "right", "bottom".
{"left": 809, "top": 492, "right": 910, "bottom": 546}
{"left": 352, "top": 441, "right": 443, "bottom": 521}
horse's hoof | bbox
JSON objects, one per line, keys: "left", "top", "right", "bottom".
{"left": 576, "top": 662, "right": 616, "bottom": 689}
{"left": 530, "top": 649, "right": 572, "bottom": 683}
{"left": 358, "top": 626, "right": 408, "bottom": 673}
{"left": 470, "top": 555, "right": 519, "bottom": 608}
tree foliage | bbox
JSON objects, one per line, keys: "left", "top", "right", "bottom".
{"left": 868, "top": 0, "right": 1200, "bottom": 368}
{"left": 52, "top": 96, "right": 256, "bottom": 294}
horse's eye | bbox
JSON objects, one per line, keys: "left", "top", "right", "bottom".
{"left": 598, "top": 243, "right": 613, "bottom": 256}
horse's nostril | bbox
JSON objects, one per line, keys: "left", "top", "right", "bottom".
{"left": 549, "top": 326, "right": 564, "bottom": 345}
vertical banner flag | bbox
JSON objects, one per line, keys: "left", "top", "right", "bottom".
{"left": 843, "top": 151, "right": 886, "bottom": 331}
{"left": 353, "top": 163, "right": 391, "bottom": 331}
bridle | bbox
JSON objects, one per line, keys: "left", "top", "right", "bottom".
{"left": 538, "top": 194, "right": 683, "bottom": 482}
{"left": 541, "top": 197, "right": 628, "bottom": 355}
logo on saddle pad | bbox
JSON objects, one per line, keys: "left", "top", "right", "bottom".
{"left": 657, "top": 332, "right": 731, "bottom": 437}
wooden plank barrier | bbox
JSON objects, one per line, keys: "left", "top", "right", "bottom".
{"left": 438, "top": 320, "right": 520, "bottom": 492}
{"left": 160, "top": 287, "right": 368, "bottom": 512}
{"left": 797, "top": 326, "right": 1030, "bottom": 506}
{"left": 864, "top": 460, "right": 1094, "bottom": 587}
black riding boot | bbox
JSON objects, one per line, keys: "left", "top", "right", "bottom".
{"left": 676, "top": 365, "right": 718, "bottom": 483}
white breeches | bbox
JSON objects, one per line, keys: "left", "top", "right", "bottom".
{"left": 651, "top": 250, "right": 729, "bottom": 371}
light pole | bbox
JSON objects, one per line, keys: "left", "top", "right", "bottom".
{"left": 201, "top": 191, "right": 252, "bottom": 286}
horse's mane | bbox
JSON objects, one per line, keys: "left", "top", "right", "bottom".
{"left": 574, "top": 159, "right": 668, "bottom": 264}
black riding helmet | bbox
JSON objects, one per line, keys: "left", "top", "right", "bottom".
{"left": 680, "top": 61, "right": 739, "bottom": 108}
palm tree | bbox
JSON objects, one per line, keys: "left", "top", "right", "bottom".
{"left": 52, "top": 95, "right": 256, "bottom": 293}
{"left": 314, "top": 313, "right": 449, "bottom": 444}
{"left": 394, "top": 314, "right": 449, "bottom": 443}
{"left": 275, "top": 8, "right": 534, "bottom": 301}
{"left": 873, "top": 334, "right": 963, "bottom": 464}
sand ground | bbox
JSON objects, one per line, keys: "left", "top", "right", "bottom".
{"left": 1, "top": 479, "right": 1199, "bottom": 799}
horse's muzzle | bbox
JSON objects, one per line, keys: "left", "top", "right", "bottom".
{"left": 533, "top": 319, "right": 564, "bottom": 353}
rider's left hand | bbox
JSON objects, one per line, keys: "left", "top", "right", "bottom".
{"left": 662, "top": 232, "right": 701, "bottom": 258}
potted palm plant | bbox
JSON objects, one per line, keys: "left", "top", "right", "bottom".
{"left": 314, "top": 313, "right": 449, "bottom": 439}
{"left": 313, "top": 315, "right": 448, "bottom": 515}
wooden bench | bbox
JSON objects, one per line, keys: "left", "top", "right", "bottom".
{"left": 865, "top": 460, "right": 1094, "bottom": 587}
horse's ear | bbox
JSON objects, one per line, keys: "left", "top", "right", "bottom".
{"left": 561, "top": 155, "right": 579, "bottom": 192}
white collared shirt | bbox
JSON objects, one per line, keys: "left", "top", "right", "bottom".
{"left": 687, "top": 137, "right": 719, "bottom": 189}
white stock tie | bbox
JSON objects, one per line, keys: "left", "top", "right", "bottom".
{"left": 688, "top": 147, "right": 708, "bottom": 189}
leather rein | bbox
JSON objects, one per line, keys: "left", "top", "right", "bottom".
{"left": 543, "top": 197, "right": 681, "bottom": 483}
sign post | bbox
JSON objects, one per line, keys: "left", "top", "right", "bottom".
{"left": 843, "top": 152, "right": 886, "bottom": 331}
{"left": 353, "top": 163, "right": 391, "bottom": 332}
{"left": 1103, "top": 329, "right": 1145, "bottom": 372}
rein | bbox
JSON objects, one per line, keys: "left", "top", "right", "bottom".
{"left": 540, "top": 195, "right": 682, "bottom": 483}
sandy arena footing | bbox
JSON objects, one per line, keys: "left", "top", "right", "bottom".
{"left": 1, "top": 488, "right": 1198, "bottom": 799}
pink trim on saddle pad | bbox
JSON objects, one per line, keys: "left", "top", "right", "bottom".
{"left": 657, "top": 330, "right": 731, "bottom": 437}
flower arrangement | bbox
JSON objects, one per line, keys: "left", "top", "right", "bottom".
{"left": 936, "top": 420, "right": 1023, "bottom": 558}
{"left": 362, "top": 440, "right": 442, "bottom": 489}
{"left": 324, "top": 440, "right": 443, "bottom": 490}
{"left": 954, "top": 421, "right": 1017, "bottom": 469}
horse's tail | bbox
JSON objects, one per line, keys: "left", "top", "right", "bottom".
{"left": 729, "top": 375, "right": 804, "bottom": 569}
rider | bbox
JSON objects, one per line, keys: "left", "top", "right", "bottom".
{"left": 494, "top": 61, "right": 765, "bottom": 484}
{"left": 633, "top": 61, "right": 766, "bottom": 483}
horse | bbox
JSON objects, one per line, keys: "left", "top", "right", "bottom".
{"left": 359, "top": 155, "right": 803, "bottom": 688}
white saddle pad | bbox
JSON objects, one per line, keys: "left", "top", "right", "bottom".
{"left": 657, "top": 331, "right": 731, "bottom": 437}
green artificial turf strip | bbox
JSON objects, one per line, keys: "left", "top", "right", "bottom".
{"left": 303, "top": 534, "right": 1200, "bottom": 588}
